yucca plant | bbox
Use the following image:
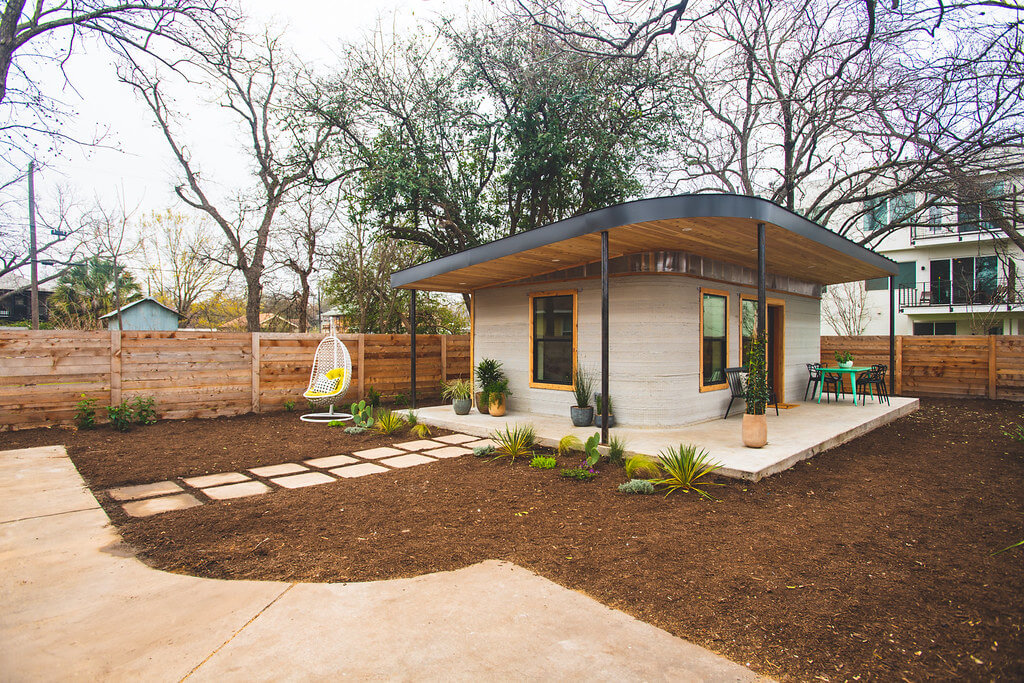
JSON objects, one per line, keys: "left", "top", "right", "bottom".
{"left": 653, "top": 444, "right": 723, "bottom": 499}
{"left": 490, "top": 423, "right": 536, "bottom": 463}
{"left": 623, "top": 453, "right": 661, "bottom": 480}
{"left": 558, "top": 434, "right": 583, "bottom": 457}
{"left": 374, "top": 409, "right": 407, "bottom": 435}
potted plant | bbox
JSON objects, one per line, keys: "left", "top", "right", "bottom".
{"left": 594, "top": 392, "right": 615, "bottom": 429}
{"left": 486, "top": 378, "right": 511, "bottom": 416}
{"left": 442, "top": 378, "right": 473, "bottom": 415}
{"left": 475, "top": 358, "right": 505, "bottom": 414}
{"left": 834, "top": 350, "right": 854, "bottom": 368}
{"left": 743, "top": 332, "right": 770, "bottom": 448}
{"left": 570, "top": 363, "right": 594, "bottom": 427}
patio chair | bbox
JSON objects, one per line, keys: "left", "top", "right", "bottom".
{"left": 862, "top": 364, "right": 890, "bottom": 406}
{"left": 723, "top": 366, "right": 779, "bottom": 419}
{"left": 300, "top": 322, "right": 353, "bottom": 423}
{"left": 806, "top": 362, "right": 843, "bottom": 403}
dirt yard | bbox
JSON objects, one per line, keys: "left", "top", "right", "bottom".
{"left": 4, "top": 398, "right": 1023, "bottom": 682}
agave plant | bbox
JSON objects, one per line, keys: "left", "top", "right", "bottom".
{"left": 653, "top": 444, "right": 723, "bottom": 499}
{"left": 374, "top": 409, "right": 407, "bottom": 435}
{"left": 490, "top": 423, "right": 536, "bottom": 463}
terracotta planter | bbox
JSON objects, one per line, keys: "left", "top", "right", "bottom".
{"left": 742, "top": 413, "right": 767, "bottom": 448}
{"left": 488, "top": 393, "right": 507, "bottom": 417}
{"left": 570, "top": 405, "right": 594, "bottom": 427}
{"left": 453, "top": 398, "right": 472, "bottom": 415}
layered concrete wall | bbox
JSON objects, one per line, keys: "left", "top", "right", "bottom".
{"left": 474, "top": 275, "right": 821, "bottom": 427}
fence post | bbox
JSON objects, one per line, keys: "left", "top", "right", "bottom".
{"left": 989, "top": 335, "right": 997, "bottom": 400}
{"left": 441, "top": 335, "right": 448, "bottom": 384}
{"left": 251, "top": 332, "right": 261, "bottom": 413}
{"left": 110, "top": 330, "right": 121, "bottom": 406}
{"left": 358, "top": 334, "right": 365, "bottom": 400}
{"left": 895, "top": 335, "right": 903, "bottom": 395}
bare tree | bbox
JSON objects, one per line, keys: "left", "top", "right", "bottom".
{"left": 123, "top": 31, "right": 342, "bottom": 331}
{"left": 88, "top": 197, "right": 142, "bottom": 328}
{"left": 822, "top": 281, "right": 873, "bottom": 336}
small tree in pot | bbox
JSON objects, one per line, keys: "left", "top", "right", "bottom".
{"left": 442, "top": 378, "right": 473, "bottom": 415}
{"left": 570, "top": 363, "right": 594, "bottom": 426}
{"left": 486, "top": 378, "right": 511, "bottom": 416}
{"left": 475, "top": 358, "right": 505, "bottom": 414}
{"left": 743, "top": 332, "right": 770, "bottom": 448}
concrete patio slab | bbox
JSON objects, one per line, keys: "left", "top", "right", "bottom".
{"left": 304, "top": 454, "right": 358, "bottom": 468}
{"left": 423, "top": 445, "right": 473, "bottom": 459}
{"left": 107, "top": 480, "right": 182, "bottom": 501}
{"left": 379, "top": 453, "right": 437, "bottom": 469}
{"left": 417, "top": 396, "right": 919, "bottom": 481}
{"left": 434, "top": 433, "right": 478, "bottom": 444}
{"left": 330, "top": 463, "right": 390, "bottom": 478}
{"left": 1, "top": 444, "right": 769, "bottom": 682}
{"left": 271, "top": 472, "right": 336, "bottom": 489}
{"left": 352, "top": 446, "right": 406, "bottom": 460}
{"left": 181, "top": 472, "right": 249, "bottom": 488}
{"left": 248, "top": 463, "right": 307, "bottom": 477}
{"left": 202, "top": 480, "right": 273, "bottom": 500}
{"left": 122, "top": 493, "right": 202, "bottom": 517}
{"left": 393, "top": 439, "right": 446, "bottom": 451}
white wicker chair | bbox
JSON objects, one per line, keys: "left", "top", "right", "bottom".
{"left": 300, "top": 331, "right": 353, "bottom": 423}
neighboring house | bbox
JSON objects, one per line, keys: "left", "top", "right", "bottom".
{"left": 825, "top": 176, "right": 1024, "bottom": 336}
{"left": 0, "top": 273, "right": 54, "bottom": 323}
{"left": 100, "top": 298, "right": 182, "bottom": 331}
{"left": 222, "top": 313, "right": 299, "bottom": 333}
{"left": 391, "top": 194, "right": 895, "bottom": 427}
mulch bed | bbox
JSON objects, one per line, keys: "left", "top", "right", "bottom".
{"left": 4, "top": 398, "right": 1023, "bottom": 681}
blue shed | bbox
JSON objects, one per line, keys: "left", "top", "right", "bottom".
{"left": 100, "top": 297, "right": 182, "bottom": 331}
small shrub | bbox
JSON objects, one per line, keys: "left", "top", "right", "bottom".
{"left": 130, "top": 396, "right": 157, "bottom": 425}
{"left": 74, "top": 394, "right": 98, "bottom": 430}
{"left": 618, "top": 479, "right": 655, "bottom": 495}
{"left": 584, "top": 432, "right": 601, "bottom": 468}
{"left": 473, "top": 445, "right": 496, "bottom": 457}
{"left": 105, "top": 401, "right": 134, "bottom": 432}
{"left": 405, "top": 410, "right": 419, "bottom": 425}
{"left": 328, "top": 419, "right": 346, "bottom": 427}
{"left": 560, "top": 467, "right": 595, "bottom": 481}
{"left": 624, "top": 454, "right": 661, "bottom": 480}
{"left": 608, "top": 435, "right": 627, "bottom": 467}
{"left": 393, "top": 392, "right": 409, "bottom": 408}
{"left": 375, "top": 409, "right": 407, "bottom": 435}
{"left": 654, "top": 443, "right": 723, "bottom": 500}
{"left": 558, "top": 434, "right": 583, "bottom": 457}
{"left": 530, "top": 456, "right": 557, "bottom": 469}
{"left": 411, "top": 423, "right": 431, "bottom": 438}
{"left": 365, "top": 385, "right": 382, "bottom": 407}
{"left": 490, "top": 423, "right": 536, "bottom": 463}
{"left": 350, "top": 400, "right": 374, "bottom": 428}
{"left": 345, "top": 426, "right": 368, "bottom": 435}
{"left": 283, "top": 400, "right": 296, "bottom": 412}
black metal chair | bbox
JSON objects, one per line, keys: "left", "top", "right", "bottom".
{"left": 862, "top": 364, "right": 890, "bottom": 405}
{"left": 806, "top": 362, "right": 843, "bottom": 402}
{"left": 724, "top": 366, "right": 779, "bottom": 419}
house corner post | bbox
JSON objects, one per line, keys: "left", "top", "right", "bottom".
{"left": 757, "top": 223, "right": 766, "bottom": 339}
{"left": 410, "top": 289, "right": 417, "bottom": 409}
{"left": 601, "top": 230, "right": 610, "bottom": 445}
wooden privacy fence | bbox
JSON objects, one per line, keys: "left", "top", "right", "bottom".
{"left": 0, "top": 330, "right": 470, "bottom": 431}
{"left": 821, "top": 335, "right": 1024, "bottom": 400}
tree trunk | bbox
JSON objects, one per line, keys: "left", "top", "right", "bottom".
{"left": 244, "top": 270, "right": 263, "bottom": 332}
{"left": 297, "top": 273, "right": 310, "bottom": 333}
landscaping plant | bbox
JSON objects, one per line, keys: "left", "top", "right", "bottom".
{"left": 393, "top": 392, "right": 409, "bottom": 408}
{"left": 618, "top": 479, "right": 655, "bottom": 494}
{"left": 328, "top": 420, "right": 346, "bottom": 427}
{"left": 654, "top": 444, "right": 723, "bottom": 499}
{"left": 834, "top": 350, "right": 854, "bottom": 365}
{"left": 344, "top": 426, "right": 367, "bottom": 435}
{"left": 441, "top": 378, "right": 472, "bottom": 401}
{"left": 559, "top": 467, "right": 595, "bottom": 481}
{"left": 74, "top": 394, "right": 98, "bottom": 430}
{"left": 608, "top": 435, "right": 627, "bottom": 467}
{"left": 475, "top": 358, "right": 505, "bottom": 408}
{"left": 746, "top": 333, "right": 770, "bottom": 415}
{"left": 584, "top": 432, "right": 602, "bottom": 468}
{"left": 473, "top": 445, "right": 496, "bottom": 457}
{"left": 365, "top": 385, "right": 382, "bottom": 408}
{"left": 350, "top": 400, "right": 374, "bottom": 428}
{"left": 558, "top": 434, "right": 583, "bottom": 456}
{"left": 530, "top": 456, "right": 558, "bottom": 469}
{"left": 105, "top": 401, "right": 135, "bottom": 432}
{"left": 130, "top": 396, "right": 157, "bottom": 425}
{"left": 490, "top": 423, "right": 536, "bottom": 463}
{"left": 283, "top": 400, "right": 296, "bottom": 412}
{"left": 375, "top": 410, "right": 407, "bottom": 435}
{"left": 594, "top": 393, "right": 613, "bottom": 415}
{"left": 411, "top": 423, "right": 432, "bottom": 438}
{"left": 1003, "top": 423, "right": 1024, "bottom": 442}
{"left": 623, "top": 454, "right": 661, "bottom": 480}
{"left": 572, "top": 363, "right": 594, "bottom": 408}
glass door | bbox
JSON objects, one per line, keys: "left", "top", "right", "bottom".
{"left": 930, "top": 260, "right": 950, "bottom": 305}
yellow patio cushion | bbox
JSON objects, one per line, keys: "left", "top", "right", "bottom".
{"left": 326, "top": 368, "right": 345, "bottom": 381}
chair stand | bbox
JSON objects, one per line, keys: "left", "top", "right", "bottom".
{"left": 299, "top": 404, "right": 354, "bottom": 423}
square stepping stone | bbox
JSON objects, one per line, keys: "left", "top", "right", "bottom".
{"left": 182, "top": 472, "right": 249, "bottom": 489}
{"left": 304, "top": 454, "right": 358, "bottom": 469}
{"left": 434, "top": 433, "right": 478, "bottom": 445}
{"left": 203, "top": 481, "right": 272, "bottom": 500}
{"left": 271, "top": 472, "right": 336, "bottom": 489}
{"left": 464, "top": 439, "right": 497, "bottom": 449}
{"left": 422, "top": 446, "right": 472, "bottom": 459}
{"left": 393, "top": 439, "right": 445, "bottom": 451}
{"left": 330, "top": 463, "right": 389, "bottom": 478}
{"left": 108, "top": 480, "right": 182, "bottom": 501}
{"left": 248, "top": 463, "right": 308, "bottom": 477}
{"left": 122, "top": 493, "right": 201, "bottom": 518}
{"left": 379, "top": 453, "right": 437, "bottom": 468}
{"left": 352, "top": 446, "right": 406, "bottom": 460}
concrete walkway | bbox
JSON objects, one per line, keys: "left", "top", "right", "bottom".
{"left": 0, "top": 445, "right": 768, "bottom": 682}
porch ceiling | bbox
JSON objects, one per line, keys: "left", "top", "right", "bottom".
{"left": 391, "top": 194, "right": 898, "bottom": 294}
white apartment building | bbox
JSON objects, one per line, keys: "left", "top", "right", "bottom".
{"left": 822, "top": 179, "right": 1024, "bottom": 336}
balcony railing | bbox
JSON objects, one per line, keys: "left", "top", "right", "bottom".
{"left": 897, "top": 279, "right": 1021, "bottom": 309}
{"left": 911, "top": 223, "right": 993, "bottom": 242}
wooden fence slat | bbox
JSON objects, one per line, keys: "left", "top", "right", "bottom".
{"left": 110, "top": 330, "right": 121, "bottom": 406}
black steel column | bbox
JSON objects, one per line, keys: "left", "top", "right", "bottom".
{"left": 410, "top": 289, "right": 417, "bottom": 409}
{"left": 757, "top": 223, "right": 766, "bottom": 338}
{"left": 889, "top": 276, "right": 896, "bottom": 395}
{"left": 601, "top": 230, "right": 610, "bottom": 445}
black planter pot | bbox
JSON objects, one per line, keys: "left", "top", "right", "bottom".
{"left": 570, "top": 405, "right": 594, "bottom": 427}
{"left": 594, "top": 413, "right": 616, "bottom": 429}
{"left": 453, "top": 398, "right": 472, "bottom": 415}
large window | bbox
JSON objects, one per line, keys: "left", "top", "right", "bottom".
{"left": 700, "top": 289, "right": 729, "bottom": 391}
{"left": 930, "top": 256, "right": 998, "bottom": 305}
{"left": 913, "top": 321, "right": 957, "bottom": 336}
{"left": 530, "top": 292, "right": 576, "bottom": 389}
{"left": 866, "top": 261, "right": 917, "bottom": 291}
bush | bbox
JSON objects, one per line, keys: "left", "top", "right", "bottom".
{"left": 618, "top": 479, "right": 655, "bottom": 495}
{"left": 74, "top": 394, "right": 98, "bottom": 430}
{"left": 490, "top": 423, "right": 536, "bottom": 463}
{"left": 654, "top": 444, "right": 723, "bottom": 499}
{"left": 624, "top": 454, "right": 661, "bottom": 480}
{"left": 365, "top": 385, "right": 382, "bottom": 407}
{"left": 105, "top": 401, "right": 134, "bottom": 432}
{"left": 345, "top": 426, "right": 368, "bottom": 435}
{"left": 559, "top": 467, "right": 595, "bottom": 481}
{"left": 327, "top": 419, "right": 346, "bottom": 427}
{"left": 130, "top": 396, "right": 157, "bottom": 425}
{"left": 608, "top": 435, "right": 627, "bottom": 467}
{"left": 393, "top": 392, "right": 409, "bottom": 408}
{"left": 375, "top": 409, "right": 407, "bottom": 435}
{"left": 473, "top": 445, "right": 496, "bottom": 457}
{"left": 558, "top": 434, "right": 583, "bottom": 457}
{"left": 530, "top": 456, "right": 557, "bottom": 469}
{"left": 283, "top": 400, "right": 296, "bottom": 412}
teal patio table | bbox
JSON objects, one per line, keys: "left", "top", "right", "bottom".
{"left": 817, "top": 366, "right": 872, "bottom": 405}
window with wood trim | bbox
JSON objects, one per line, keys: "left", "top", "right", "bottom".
{"left": 700, "top": 289, "right": 729, "bottom": 391}
{"left": 530, "top": 291, "right": 576, "bottom": 389}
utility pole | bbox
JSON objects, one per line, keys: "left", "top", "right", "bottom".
{"left": 28, "top": 161, "right": 39, "bottom": 330}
